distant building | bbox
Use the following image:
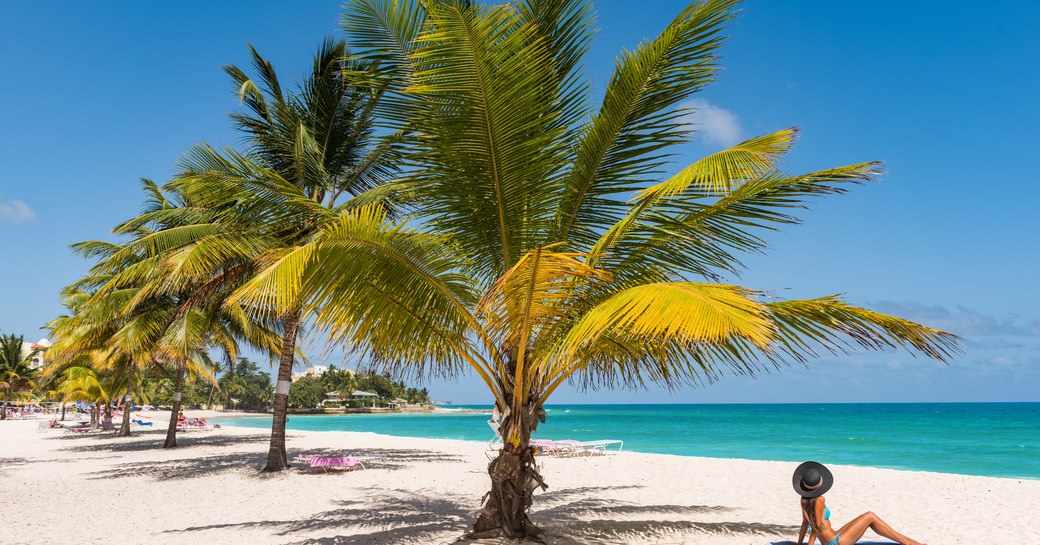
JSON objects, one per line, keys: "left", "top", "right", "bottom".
{"left": 350, "top": 390, "right": 379, "bottom": 406}
{"left": 291, "top": 364, "right": 355, "bottom": 381}
{"left": 21, "top": 338, "right": 50, "bottom": 370}
{"left": 291, "top": 364, "right": 329, "bottom": 381}
{"left": 322, "top": 391, "right": 347, "bottom": 406}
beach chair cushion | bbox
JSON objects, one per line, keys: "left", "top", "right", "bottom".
{"left": 309, "top": 455, "right": 363, "bottom": 469}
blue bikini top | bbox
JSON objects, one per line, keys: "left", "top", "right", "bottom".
{"left": 808, "top": 507, "right": 831, "bottom": 530}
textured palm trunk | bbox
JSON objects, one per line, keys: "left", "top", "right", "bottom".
{"left": 60, "top": 402, "right": 66, "bottom": 421}
{"left": 164, "top": 361, "right": 186, "bottom": 448}
{"left": 90, "top": 402, "right": 99, "bottom": 429}
{"left": 0, "top": 391, "right": 7, "bottom": 420}
{"left": 117, "top": 368, "right": 133, "bottom": 437}
{"left": 224, "top": 356, "right": 236, "bottom": 411}
{"left": 471, "top": 402, "right": 547, "bottom": 540}
{"left": 263, "top": 310, "right": 301, "bottom": 472}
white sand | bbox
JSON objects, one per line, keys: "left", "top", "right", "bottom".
{"left": 1, "top": 413, "right": 1036, "bottom": 545}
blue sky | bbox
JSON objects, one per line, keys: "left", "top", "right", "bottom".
{"left": 2, "top": 1, "right": 1037, "bottom": 404}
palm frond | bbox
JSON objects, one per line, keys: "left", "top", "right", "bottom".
{"left": 554, "top": 0, "right": 739, "bottom": 245}
{"left": 766, "top": 296, "right": 962, "bottom": 364}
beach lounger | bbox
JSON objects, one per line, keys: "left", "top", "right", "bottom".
{"left": 487, "top": 420, "right": 503, "bottom": 449}
{"left": 488, "top": 418, "right": 622, "bottom": 457}
{"left": 177, "top": 420, "right": 213, "bottom": 431}
{"left": 294, "top": 454, "right": 367, "bottom": 473}
{"left": 131, "top": 419, "right": 153, "bottom": 427}
{"left": 530, "top": 438, "right": 623, "bottom": 457}
{"left": 575, "top": 439, "right": 623, "bottom": 455}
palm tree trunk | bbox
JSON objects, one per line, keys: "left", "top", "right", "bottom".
{"left": 117, "top": 368, "right": 134, "bottom": 437}
{"left": 224, "top": 355, "right": 236, "bottom": 411}
{"left": 471, "top": 402, "right": 547, "bottom": 540}
{"left": 164, "top": 361, "right": 186, "bottom": 448}
{"left": 263, "top": 310, "right": 301, "bottom": 472}
{"left": 90, "top": 402, "right": 99, "bottom": 429}
{"left": 60, "top": 402, "right": 66, "bottom": 421}
{"left": 1, "top": 390, "right": 8, "bottom": 420}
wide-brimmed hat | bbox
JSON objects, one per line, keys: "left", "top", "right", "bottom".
{"left": 792, "top": 461, "right": 833, "bottom": 498}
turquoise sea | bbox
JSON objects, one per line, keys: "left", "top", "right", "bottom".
{"left": 215, "top": 403, "right": 1040, "bottom": 479}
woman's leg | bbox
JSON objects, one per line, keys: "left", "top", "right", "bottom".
{"left": 837, "top": 511, "right": 926, "bottom": 545}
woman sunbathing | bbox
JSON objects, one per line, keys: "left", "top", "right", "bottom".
{"left": 794, "top": 461, "right": 927, "bottom": 545}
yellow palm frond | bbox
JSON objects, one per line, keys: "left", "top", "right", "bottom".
{"left": 543, "top": 282, "right": 775, "bottom": 396}
{"left": 476, "top": 245, "right": 610, "bottom": 350}
{"left": 633, "top": 127, "right": 797, "bottom": 202}
{"left": 476, "top": 245, "right": 610, "bottom": 413}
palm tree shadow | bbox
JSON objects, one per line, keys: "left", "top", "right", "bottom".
{"left": 0, "top": 457, "right": 64, "bottom": 475}
{"left": 56, "top": 431, "right": 271, "bottom": 453}
{"left": 86, "top": 452, "right": 268, "bottom": 480}
{"left": 166, "top": 487, "right": 474, "bottom": 544}
{"left": 533, "top": 487, "right": 793, "bottom": 545}
{"left": 83, "top": 448, "right": 465, "bottom": 480}
{"left": 161, "top": 485, "right": 795, "bottom": 545}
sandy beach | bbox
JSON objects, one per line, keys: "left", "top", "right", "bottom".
{"left": 1, "top": 413, "right": 1036, "bottom": 545}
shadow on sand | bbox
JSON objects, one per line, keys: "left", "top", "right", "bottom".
{"left": 290, "top": 447, "right": 465, "bottom": 470}
{"left": 161, "top": 485, "right": 794, "bottom": 545}
{"left": 81, "top": 447, "right": 465, "bottom": 481}
{"left": 55, "top": 431, "right": 271, "bottom": 453}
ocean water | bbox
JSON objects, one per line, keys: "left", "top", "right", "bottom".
{"left": 215, "top": 402, "right": 1040, "bottom": 479}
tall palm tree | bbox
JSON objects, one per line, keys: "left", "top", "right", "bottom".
{"left": 131, "top": 38, "right": 402, "bottom": 470}
{"left": 0, "top": 334, "right": 41, "bottom": 419}
{"left": 220, "top": 0, "right": 962, "bottom": 537}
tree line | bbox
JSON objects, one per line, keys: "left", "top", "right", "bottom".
{"left": 287, "top": 367, "right": 431, "bottom": 409}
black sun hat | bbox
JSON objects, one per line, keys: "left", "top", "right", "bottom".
{"left": 792, "top": 461, "right": 833, "bottom": 498}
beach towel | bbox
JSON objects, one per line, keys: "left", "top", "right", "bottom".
{"left": 768, "top": 541, "right": 897, "bottom": 545}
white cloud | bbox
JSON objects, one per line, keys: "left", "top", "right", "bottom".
{"left": 681, "top": 98, "right": 743, "bottom": 147}
{"left": 0, "top": 198, "right": 37, "bottom": 223}
{"left": 870, "top": 301, "right": 1040, "bottom": 337}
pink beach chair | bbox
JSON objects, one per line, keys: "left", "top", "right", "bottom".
{"left": 295, "top": 454, "right": 367, "bottom": 473}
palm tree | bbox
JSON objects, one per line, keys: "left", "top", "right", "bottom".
{"left": 0, "top": 334, "right": 41, "bottom": 419}
{"left": 53, "top": 365, "right": 117, "bottom": 429}
{"left": 220, "top": 0, "right": 962, "bottom": 537}
{"left": 104, "top": 180, "right": 284, "bottom": 448}
{"left": 47, "top": 282, "right": 166, "bottom": 436}
{"left": 131, "top": 38, "right": 401, "bottom": 470}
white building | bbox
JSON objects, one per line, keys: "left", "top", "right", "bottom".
{"left": 21, "top": 338, "right": 50, "bottom": 370}
{"left": 291, "top": 364, "right": 329, "bottom": 381}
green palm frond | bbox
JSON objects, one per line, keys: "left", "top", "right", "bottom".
{"left": 766, "top": 296, "right": 961, "bottom": 364}
{"left": 554, "top": 0, "right": 739, "bottom": 246}
{"left": 342, "top": 0, "right": 427, "bottom": 87}
{"left": 402, "top": 1, "right": 571, "bottom": 278}
{"left": 600, "top": 162, "right": 881, "bottom": 283}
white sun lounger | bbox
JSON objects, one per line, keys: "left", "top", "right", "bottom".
{"left": 575, "top": 439, "right": 623, "bottom": 455}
